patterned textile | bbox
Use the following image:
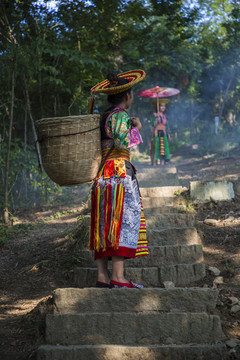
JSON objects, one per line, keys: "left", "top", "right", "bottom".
{"left": 128, "top": 126, "right": 143, "bottom": 148}
{"left": 98, "top": 148, "right": 130, "bottom": 179}
{"left": 89, "top": 107, "right": 149, "bottom": 259}
{"left": 151, "top": 135, "right": 170, "bottom": 161}
{"left": 154, "top": 123, "right": 166, "bottom": 137}
{"left": 105, "top": 106, "right": 131, "bottom": 149}
{"left": 160, "top": 137, "right": 165, "bottom": 156}
{"left": 135, "top": 197, "right": 148, "bottom": 257}
{"left": 114, "top": 159, "right": 126, "bottom": 178}
{"left": 103, "top": 160, "right": 115, "bottom": 179}
{"left": 89, "top": 174, "right": 142, "bottom": 254}
{"left": 90, "top": 70, "right": 146, "bottom": 95}
{"left": 102, "top": 147, "right": 130, "bottom": 162}
{"left": 153, "top": 112, "right": 167, "bottom": 124}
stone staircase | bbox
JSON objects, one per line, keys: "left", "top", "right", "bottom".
{"left": 38, "top": 162, "right": 228, "bottom": 360}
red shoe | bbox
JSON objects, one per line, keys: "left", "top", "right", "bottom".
{"left": 110, "top": 280, "right": 143, "bottom": 288}
{"left": 129, "top": 280, "right": 144, "bottom": 288}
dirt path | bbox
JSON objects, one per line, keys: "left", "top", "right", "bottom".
{"left": 173, "top": 144, "right": 240, "bottom": 183}
{"left": 0, "top": 204, "right": 88, "bottom": 360}
{"left": 1, "top": 146, "right": 240, "bottom": 359}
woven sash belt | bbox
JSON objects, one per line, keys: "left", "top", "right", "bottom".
{"left": 102, "top": 147, "right": 130, "bottom": 162}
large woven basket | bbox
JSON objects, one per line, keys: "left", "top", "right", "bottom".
{"left": 35, "top": 114, "right": 101, "bottom": 186}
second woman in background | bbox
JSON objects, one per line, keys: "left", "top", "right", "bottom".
{"left": 150, "top": 98, "right": 171, "bottom": 166}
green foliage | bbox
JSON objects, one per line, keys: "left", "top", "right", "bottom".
{"left": 0, "top": 140, "right": 61, "bottom": 210}
{"left": 199, "top": 132, "right": 239, "bottom": 155}
{"left": 179, "top": 200, "right": 196, "bottom": 214}
{"left": 174, "top": 189, "right": 183, "bottom": 196}
{"left": 48, "top": 209, "right": 78, "bottom": 220}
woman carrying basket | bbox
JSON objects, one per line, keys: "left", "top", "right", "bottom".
{"left": 89, "top": 70, "right": 149, "bottom": 288}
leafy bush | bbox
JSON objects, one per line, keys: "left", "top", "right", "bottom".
{"left": 0, "top": 140, "right": 61, "bottom": 210}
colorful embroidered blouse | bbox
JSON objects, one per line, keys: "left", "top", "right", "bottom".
{"left": 105, "top": 109, "right": 131, "bottom": 149}
{"left": 97, "top": 108, "right": 133, "bottom": 180}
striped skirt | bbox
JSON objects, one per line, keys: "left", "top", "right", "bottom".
{"left": 89, "top": 173, "right": 149, "bottom": 259}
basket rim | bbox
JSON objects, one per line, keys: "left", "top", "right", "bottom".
{"left": 35, "top": 114, "right": 100, "bottom": 126}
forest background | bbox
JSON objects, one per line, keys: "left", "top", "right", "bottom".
{"left": 1, "top": 0, "right": 240, "bottom": 221}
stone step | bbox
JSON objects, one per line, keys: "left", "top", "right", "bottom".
{"left": 143, "top": 205, "right": 189, "bottom": 214}
{"left": 79, "top": 207, "right": 196, "bottom": 228}
{"left": 132, "top": 162, "right": 178, "bottom": 174}
{"left": 45, "top": 313, "right": 225, "bottom": 346}
{"left": 52, "top": 287, "right": 218, "bottom": 314}
{"left": 125, "top": 263, "right": 206, "bottom": 287}
{"left": 137, "top": 172, "right": 179, "bottom": 180}
{"left": 138, "top": 177, "right": 181, "bottom": 187}
{"left": 74, "top": 262, "right": 206, "bottom": 288}
{"left": 89, "top": 197, "right": 185, "bottom": 211}
{"left": 73, "top": 218, "right": 200, "bottom": 250}
{"left": 78, "top": 224, "right": 201, "bottom": 249}
{"left": 142, "top": 196, "right": 175, "bottom": 207}
{"left": 134, "top": 164, "right": 180, "bottom": 187}
{"left": 148, "top": 227, "right": 201, "bottom": 246}
{"left": 77, "top": 244, "right": 204, "bottom": 268}
{"left": 140, "top": 186, "right": 185, "bottom": 198}
{"left": 38, "top": 344, "right": 228, "bottom": 360}
{"left": 128, "top": 244, "right": 203, "bottom": 267}
{"left": 144, "top": 207, "right": 195, "bottom": 215}
{"left": 146, "top": 213, "right": 196, "bottom": 228}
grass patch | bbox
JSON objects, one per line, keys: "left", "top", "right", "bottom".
{"left": 174, "top": 189, "right": 184, "bottom": 196}
{"left": 178, "top": 201, "right": 196, "bottom": 214}
{"left": 0, "top": 222, "right": 35, "bottom": 247}
{"left": 48, "top": 209, "right": 78, "bottom": 220}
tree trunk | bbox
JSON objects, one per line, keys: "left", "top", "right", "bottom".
{"left": 3, "top": 69, "right": 15, "bottom": 224}
{"left": 190, "top": 100, "right": 194, "bottom": 136}
{"left": 24, "top": 105, "right": 27, "bottom": 152}
{"left": 23, "top": 74, "right": 42, "bottom": 168}
{"left": 219, "top": 70, "right": 234, "bottom": 118}
{"left": 23, "top": 106, "right": 28, "bottom": 200}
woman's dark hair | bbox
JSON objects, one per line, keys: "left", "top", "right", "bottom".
{"left": 107, "top": 73, "right": 132, "bottom": 105}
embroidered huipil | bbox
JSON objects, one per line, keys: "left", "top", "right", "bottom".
{"left": 89, "top": 106, "right": 148, "bottom": 259}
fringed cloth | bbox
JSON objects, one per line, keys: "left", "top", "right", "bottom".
{"left": 89, "top": 148, "right": 148, "bottom": 259}
{"left": 90, "top": 180, "right": 125, "bottom": 253}
{"left": 135, "top": 197, "right": 148, "bottom": 257}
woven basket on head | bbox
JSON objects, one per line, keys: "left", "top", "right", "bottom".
{"left": 35, "top": 114, "right": 101, "bottom": 186}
